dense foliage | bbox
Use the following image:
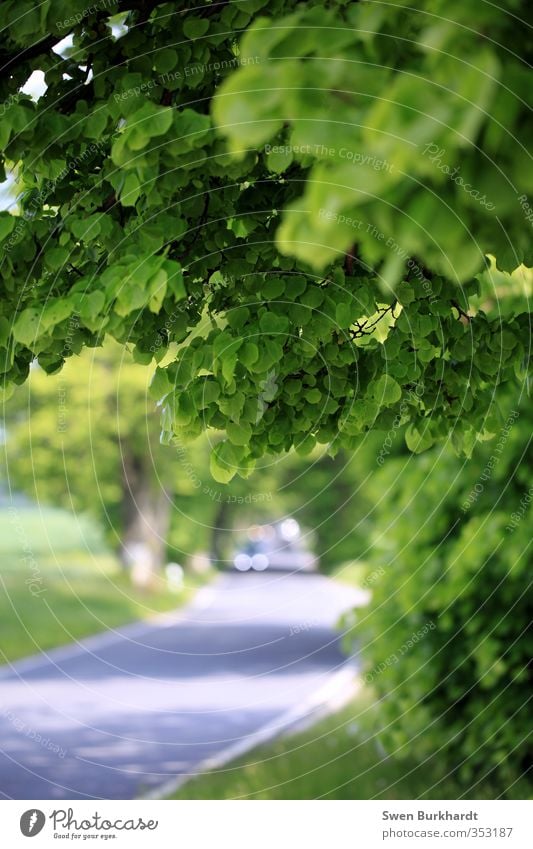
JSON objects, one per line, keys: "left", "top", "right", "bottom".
{"left": 351, "top": 392, "right": 532, "bottom": 793}
{"left": 0, "top": 0, "right": 531, "bottom": 481}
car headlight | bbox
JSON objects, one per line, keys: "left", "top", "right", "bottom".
{"left": 234, "top": 554, "right": 252, "bottom": 571}
{"left": 251, "top": 553, "right": 269, "bottom": 571}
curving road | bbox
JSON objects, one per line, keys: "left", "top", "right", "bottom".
{"left": 0, "top": 571, "right": 364, "bottom": 800}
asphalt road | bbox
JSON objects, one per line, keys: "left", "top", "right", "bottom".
{"left": 0, "top": 571, "right": 364, "bottom": 800}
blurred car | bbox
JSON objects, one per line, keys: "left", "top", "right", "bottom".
{"left": 232, "top": 519, "right": 318, "bottom": 573}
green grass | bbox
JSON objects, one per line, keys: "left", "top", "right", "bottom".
{"left": 170, "top": 689, "right": 531, "bottom": 800}
{"left": 0, "top": 506, "right": 213, "bottom": 664}
{"left": 0, "top": 505, "right": 107, "bottom": 558}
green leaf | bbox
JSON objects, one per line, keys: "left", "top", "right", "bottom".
{"left": 226, "top": 420, "right": 252, "bottom": 446}
{"left": 42, "top": 299, "right": 74, "bottom": 331}
{"left": 193, "top": 378, "right": 220, "bottom": 408}
{"left": 85, "top": 110, "right": 107, "bottom": 139}
{"left": 210, "top": 440, "right": 239, "bottom": 483}
{"left": 44, "top": 247, "right": 69, "bottom": 270}
{"left": 213, "top": 62, "right": 290, "bottom": 153}
{"left": 295, "top": 434, "right": 316, "bottom": 455}
{"left": 12, "top": 308, "right": 43, "bottom": 346}
{"left": 0, "top": 381, "right": 15, "bottom": 401}
{"left": 183, "top": 18, "right": 210, "bottom": 39}
{"left": 265, "top": 147, "right": 293, "bottom": 173}
{"left": 79, "top": 291, "right": 105, "bottom": 319}
{"left": 405, "top": 424, "right": 434, "bottom": 454}
{"left": 0, "top": 214, "right": 16, "bottom": 242}
{"left": 226, "top": 306, "right": 250, "bottom": 330}
{"left": 336, "top": 302, "right": 353, "bottom": 329}
{"left": 371, "top": 374, "right": 402, "bottom": 406}
{"left": 305, "top": 388, "right": 322, "bottom": 404}
{"left": 0, "top": 317, "right": 10, "bottom": 347}
{"left": 69, "top": 215, "right": 102, "bottom": 242}
{"left": 259, "top": 311, "right": 289, "bottom": 335}
{"left": 132, "top": 346, "right": 153, "bottom": 364}
{"left": 163, "top": 260, "right": 185, "bottom": 301}
{"left": 149, "top": 367, "right": 173, "bottom": 400}
{"left": 214, "top": 331, "right": 242, "bottom": 359}
{"left": 154, "top": 48, "right": 178, "bottom": 73}
{"left": 240, "top": 341, "right": 259, "bottom": 367}
{"left": 148, "top": 268, "right": 168, "bottom": 313}
{"left": 120, "top": 172, "right": 141, "bottom": 207}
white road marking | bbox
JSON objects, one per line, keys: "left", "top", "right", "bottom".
{"left": 143, "top": 661, "right": 360, "bottom": 800}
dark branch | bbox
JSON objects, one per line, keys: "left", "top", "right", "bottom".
{"left": 0, "top": 0, "right": 171, "bottom": 84}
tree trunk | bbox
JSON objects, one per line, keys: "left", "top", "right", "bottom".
{"left": 119, "top": 452, "right": 171, "bottom": 590}
{"left": 210, "top": 496, "right": 231, "bottom": 569}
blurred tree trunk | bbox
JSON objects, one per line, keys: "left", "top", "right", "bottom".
{"left": 210, "top": 496, "right": 231, "bottom": 568}
{"left": 120, "top": 451, "right": 171, "bottom": 588}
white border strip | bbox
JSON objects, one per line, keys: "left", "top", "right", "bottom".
{"left": 144, "top": 662, "right": 359, "bottom": 799}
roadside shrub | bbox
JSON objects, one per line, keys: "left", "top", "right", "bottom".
{"left": 353, "top": 395, "right": 532, "bottom": 794}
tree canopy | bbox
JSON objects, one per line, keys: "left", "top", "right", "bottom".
{"left": 0, "top": 0, "right": 531, "bottom": 481}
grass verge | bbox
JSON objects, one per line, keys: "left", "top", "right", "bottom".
{"left": 0, "top": 551, "right": 213, "bottom": 665}
{"left": 170, "top": 686, "right": 531, "bottom": 800}
{"left": 0, "top": 505, "right": 215, "bottom": 664}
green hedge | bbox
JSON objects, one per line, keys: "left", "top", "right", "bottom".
{"left": 353, "top": 395, "right": 532, "bottom": 794}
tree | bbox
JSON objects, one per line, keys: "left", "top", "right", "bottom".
{"left": 0, "top": 0, "right": 530, "bottom": 480}
{"left": 2, "top": 342, "right": 177, "bottom": 583}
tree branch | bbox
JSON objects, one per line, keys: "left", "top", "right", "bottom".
{"left": 451, "top": 300, "right": 472, "bottom": 323}
{"left": 0, "top": 0, "right": 171, "bottom": 83}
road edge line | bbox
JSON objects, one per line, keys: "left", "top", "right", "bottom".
{"left": 143, "top": 660, "right": 360, "bottom": 800}
{"left": 0, "top": 577, "right": 222, "bottom": 680}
